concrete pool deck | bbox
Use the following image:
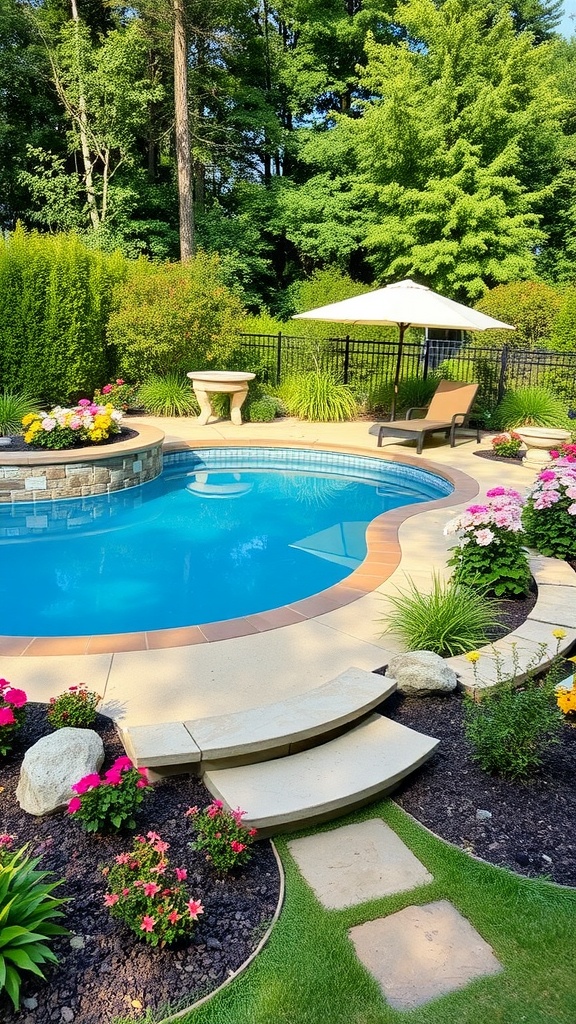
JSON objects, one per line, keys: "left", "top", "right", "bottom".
{"left": 2, "top": 416, "right": 575, "bottom": 733}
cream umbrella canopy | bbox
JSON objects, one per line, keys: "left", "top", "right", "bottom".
{"left": 292, "top": 279, "right": 515, "bottom": 419}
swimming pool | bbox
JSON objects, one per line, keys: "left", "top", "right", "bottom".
{"left": 0, "top": 448, "right": 452, "bottom": 637}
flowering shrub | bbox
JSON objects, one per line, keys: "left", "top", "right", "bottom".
{"left": 47, "top": 684, "right": 101, "bottom": 729}
{"left": 187, "top": 801, "right": 257, "bottom": 873}
{"left": 68, "top": 756, "right": 152, "bottom": 833}
{"left": 491, "top": 432, "right": 523, "bottom": 457}
{"left": 444, "top": 487, "right": 531, "bottom": 597}
{"left": 93, "top": 380, "right": 140, "bottom": 412}
{"left": 549, "top": 442, "right": 576, "bottom": 462}
{"left": 22, "top": 401, "right": 123, "bottom": 449}
{"left": 522, "top": 458, "right": 576, "bottom": 560}
{"left": 102, "top": 832, "right": 204, "bottom": 947}
{"left": 556, "top": 656, "right": 576, "bottom": 716}
{"left": 0, "top": 678, "right": 27, "bottom": 756}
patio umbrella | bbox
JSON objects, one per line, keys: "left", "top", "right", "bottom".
{"left": 292, "top": 278, "right": 514, "bottom": 419}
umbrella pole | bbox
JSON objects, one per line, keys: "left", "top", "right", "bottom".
{"left": 390, "top": 322, "right": 409, "bottom": 421}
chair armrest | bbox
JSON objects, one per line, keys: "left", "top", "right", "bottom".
{"left": 450, "top": 412, "right": 469, "bottom": 426}
{"left": 406, "top": 405, "right": 429, "bottom": 421}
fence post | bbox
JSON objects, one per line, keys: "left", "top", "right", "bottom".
{"left": 422, "top": 334, "right": 430, "bottom": 380}
{"left": 343, "top": 335, "right": 350, "bottom": 384}
{"left": 497, "top": 344, "right": 509, "bottom": 404}
{"left": 276, "top": 332, "right": 282, "bottom": 385}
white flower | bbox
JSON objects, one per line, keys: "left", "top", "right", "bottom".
{"left": 475, "top": 528, "right": 495, "bottom": 546}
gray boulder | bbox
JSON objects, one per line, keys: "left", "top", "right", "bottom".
{"left": 16, "top": 727, "right": 104, "bottom": 816}
{"left": 388, "top": 650, "right": 457, "bottom": 697}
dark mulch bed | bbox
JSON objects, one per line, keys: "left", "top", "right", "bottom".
{"left": 473, "top": 449, "right": 524, "bottom": 465}
{"left": 1, "top": 709, "right": 281, "bottom": 1024}
{"left": 2, "top": 428, "right": 139, "bottom": 453}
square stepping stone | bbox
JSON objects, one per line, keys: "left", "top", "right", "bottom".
{"left": 287, "top": 818, "right": 433, "bottom": 909}
{"left": 349, "top": 899, "right": 503, "bottom": 1009}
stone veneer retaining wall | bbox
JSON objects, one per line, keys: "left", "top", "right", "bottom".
{"left": 0, "top": 426, "right": 164, "bottom": 503}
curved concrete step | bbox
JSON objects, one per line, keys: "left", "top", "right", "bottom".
{"left": 202, "top": 713, "right": 439, "bottom": 836}
{"left": 122, "top": 667, "right": 396, "bottom": 771}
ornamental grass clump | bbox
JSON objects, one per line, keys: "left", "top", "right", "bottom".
{"left": 102, "top": 832, "right": 204, "bottom": 948}
{"left": 22, "top": 401, "right": 123, "bottom": 449}
{"left": 0, "top": 837, "right": 68, "bottom": 1011}
{"left": 0, "top": 679, "right": 27, "bottom": 756}
{"left": 279, "top": 370, "right": 357, "bottom": 422}
{"left": 68, "top": 756, "right": 152, "bottom": 833}
{"left": 47, "top": 684, "right": 101, "bottom": 729}
{"left": 187, "top": 801, "right": 257, "bottom": 873}
{"left": 522, "top": 458, "right": 576, "bottom": 560}
{"left": 381, "top": 572, "right": 501, "bottom": 657}
{"left": 444, "top": 487, "right": 531, "bottom": 597}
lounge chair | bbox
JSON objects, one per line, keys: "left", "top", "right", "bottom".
{"left": 376, "top": 380, "right": 480, "bottom": 455}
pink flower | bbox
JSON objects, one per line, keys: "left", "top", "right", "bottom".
{"left": 147, "top": 830, "right": 161, "bottom": 842}
{"left": 230, "top": 840, "right": 246, "bottom": 853}
{"left": 78, "top": 398, "right": 91, "bottom": 407}
{"left": 207, "top": 800, "right": 223, "bottom": 819}
{"left": 113, "top": 756, "right": 133, "bottom": 771}
{"left": 103, "top": 893, "right": 119, "bottom": 906}
{"left": 167, "top": 910, "right": 181, "bottom": 925}
{"left": 104, "top": 769, "right": 123, "bottom": 786}
{"left": 466, "top": 504, "right": 489, "bottom": 515}
{"left": 540, "top": 470, "right": 556, "bottom": 482}
{"left": 136, "top": 778, "right": 148, "bottom": 789}
{"left": 231, "top": 807, "right": 246, "bottom": 825}
{"left": 153, "top": 840, "right": 169, "bottom": 854}
{"left": 72, "top": 773, "right": 101, "bottom": 794}
{"left": 115, "top": 852, "right": 132, "bottom": 865}
{"left": 187, "top": 899, "right": 204, "bottom": 919}
{"left": 69, "top": 685, "right": 79, "bottom": 692}
{"left": 174, "top": 867, "right": 187, "bottom": 881}
{"left": 116, "top": 379, "right": 124, "bottom": 385}
{"left": 3, "top": 687, "right": 27, "bottom": 708}
{"left": 122, "top": 888, "right": 130, "bottom": 895}
{"left": 0, "top": 679, "right": 10, "bottom": 690}
{"left": 68, "top": 797, "right": 82, "bottom": 814}
{"left": 141, "top": 915, "right": 156, "bottom": 932}
{"left": 0, "top": 834, "right": 14, "bottom": 847}
{"left": 143, "top": 882, "right": 161, "bottom": 897}
{"left": 137, "top": 767, "right": 149, "bottom": 780}
{"left": 150, "top": 862, "right": 167, "bottom": 875}
{"left": 102, "top": 384, "right": 113, "bottom": 394}
{"left": 185, "top": 806, "right": 198, "bottom": 817}
{"left": 248, "top": 828, "right": 257, "bottom": 837}
{"left": 0, "top": 706, "right": 16, "bottom": 726}
{"left": 475, "top": 528, "right": 495, "bottom": 547}
{"left": 486, "top": 487, "right": 505, "bottom": 496}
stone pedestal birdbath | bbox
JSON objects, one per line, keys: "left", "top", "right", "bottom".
{"left": 515, "top": 426, "right": 572, "bottom": 471}
{"left": 187, "top": 371, "right": 255, "bottom": 426}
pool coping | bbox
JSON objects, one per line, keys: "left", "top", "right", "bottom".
{"left": 0, "top": 440, "right": 478, "bottom": 657}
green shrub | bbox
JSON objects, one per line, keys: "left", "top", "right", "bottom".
{"left": 522, "top": 460, "right": 576, "bottom": 560}
{"left": 46, "top": 685, "right": 101, "bottom": 729}
{"left": 106, "top": 253, "right": 245, "bottom": 380}
{"left": 475, "top": 281, "right": 563, "bottom": 349}
{"left": 381, "top": 573, "right": 501, "bottom": 657}
{"left": 463, "top": 644, "right": 565, "bottom": 778}
{"left": 68, "top": 757, "right": 152, "bottom": 834}
{"left": 278, "top": 370, "right": 357, "bottom": 421}
{"left": 0, "top": 391, "right": 38, "bottom": 436}
{"left": 0, "top": 841, "right": 68, "bottom": 1011}
{"left": 495, "top": 386, "right": 570, "bottom": 429}
{"left": 247, "top": 396, "right": 278, "bottom": 422}
{"left": 187, "top": 801, "right": 257, "bottom": 874}
{"left": 368, "top": 374, "right": 441, "bottom": 417}
{"left": 445, "top": 488, "right": 531, "bottom": 598}
{"left": 138, "top": 374, "right": 198, "bottom": 417}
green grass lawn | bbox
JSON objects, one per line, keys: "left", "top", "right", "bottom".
{"left": 155, "top": 800, "right": 576, "bottom": 1024}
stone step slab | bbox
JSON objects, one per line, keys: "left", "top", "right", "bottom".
{"left": 202, "top": 713, "right": 439, "bottom": 835}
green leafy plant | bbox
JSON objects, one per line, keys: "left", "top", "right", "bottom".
{"left": 187, "top": 801, "right": 257, "bottom": 873}
{"left": 68, "top": 756, "right": 152, "bottom": 833}
{"left": 22, "top": 402, "right": 122, "bottom": 448}
{"left": 491, "top": 432, "right": 523, "bottom": 457}
{"left": 0, "top": 679, "right": 27, "bottom": 757}
{"left": 368, "top": 374, "right": 441, "bottom": 417}
{"left": 0, "top": 391, "right": 38, "bottom": 436}
{"left": 463, "top": 639, "right": 565, "bottom": 778}
{"left": 522, "top": 458, "right": 576, "bottom": 560}
{"left": 279, "top": 370, "right": 357, "bottom": 422}
{"left": 46, "top": 685, "right": 101, "bottom": 729}
{"left": 247, "top": 396, "right": 278, "bottom": 422}
{"left": 495, "top": 386, "right": 570, "bottom": 429}
{"left": 102, "top": 832, "right": 204, "bottom": 947}
{"left": 137, "top": 374, "right": 198, "bottom": 417}
{"left": 381, "top": 572, "right": 501, "bottom": 657}
{"left": 93, "top": 379, "right": 141, "bottom": 411}
{"left": 444, "top": 487, "right": 531, "bottom": 597}
{"left": 0, "top": 838, "right": 68, "bottom": 1011}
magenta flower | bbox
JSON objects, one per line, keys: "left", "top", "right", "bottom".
{"left": 0, "top": 834, "right": 14, "bottom": 847}
{"left": 174, "top": 867, "right": 187, "bottom": 881}
{"left": 167, "top": 910, "right": 181, "bottom": 925}
{"left": 0, "top": 706, "right": 16, "bottom": 726}
{"left": 540, "top": 470, "right": 556, "bottom": 482}
{"left": 230, "top": 840, "right": 246, "bottom": 853}
{"left": 141, "top": 915, "right": 156, "bottom": 932}
{"left": 143, "top": 882, "right": 161, "bottom": 897}
{"left": 113, "top": 756, "right": 134, "bottom": 771}
{"left": 72, "top": 773, "right": 101, "bottom": 794}
{"left": 486, "top": 487, "right": 506, "bottom": 497}
{"left": 78, "top": 398, "right": 91, "bottom": 407}
{"left": 68, "top": 797, "right": 82, "bottom": 814}
{"left": 3, "top": 687, "right": 27, "bottom": 708}
{"left": 104, "top": 769, "right": 123, "bottom": 786}
{"left": 103, "top": 893, "right": 119, "bottom": 906}
{"left": 102, "top": 384, "right": 113, "bottom": 394}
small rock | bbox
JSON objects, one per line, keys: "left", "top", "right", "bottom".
{"left": 61, "top": 1008, "right": 75, "bottom": 1023}
{"left": 22, "top": 997, "right": 38, "bottom": 1010}
{"left": 184, "top": 965, "right": 195, "bottom": 973}
{"left": 476, "top": 809, "right": 492, "bottom": 821}
{"left": 206, "top": 937, "right": 222, "bottom": 950}
{"left": 387, "top": 650, "right": 458, "bottom": 696}
{"left": 235, "top": 911, "right": 243, "bottom": 921}
{"left": 515, "top": 852, "right": 530, "bottom": 867}
{"left": 542, "top": 854, "right": 553, "bottom": 865}
{"left": 69, "top": 935, "right": 85, "bottom": 950}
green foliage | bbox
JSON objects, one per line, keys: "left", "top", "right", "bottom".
{"left": 0, "top": 227, "right": 126, "bottom": 401}
{"left": 475, "top": 282, "right": 563, "bottom": 349}
{"left": 522, "top": 462, "right": 576, "bottom": 560}
{"left": 551, "top": 287, "right": 576, "bottom": 352}
{"left": 103, "top": 833, "right": 204, "bottom": 947}
{"left": 279, "top": 268, "right": 371, "bottom": 319}
{"left": 381, "top": 573, "right": 501, "bottom": 657}
{"left": 368, "top": 374, "right": 441, "bottom": 417}
{"left": 491, "top": 432, "right": 523, "bottom": 457}
{"left": 137, "top": 374, "right": 198, "bottom": 417}
{"left": 445, "top": 488, "right": 531, "bottom": 598}
{"left": 68, "top": 758, "right": 152, "bottom": 834}
{"left": 495, "top": 386, "right": 570, "bottom": 428}
{"left": 187, "top": 801, "right": 257, "bottom": 874}
{"left": 246, "top": 396, "right": 278, "bottom": 422}
{"left": 0, "top": 391, "right": 38, "bottom": 435}
{"left": 46, "top": 685, "right": 101, "bottom": 729}
{"left": 278, "top": 371, "right": 357, "bottom": 422}
{"left": 463, "top": 647, "right": 565, "bottom": 778}
{"left": 106, "top": 254, "right": 245, "bottom": 380}
{"left": 0, "top": 842, "right": 68, "bottom": 1011}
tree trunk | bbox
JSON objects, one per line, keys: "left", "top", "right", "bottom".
{"left": 173, "top": 0, "right": 195, "bottom": 260}
{"left": 70, "top": 0, "right": 100, "bottom": 230}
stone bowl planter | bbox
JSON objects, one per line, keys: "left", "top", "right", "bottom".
{"left": 514, "top": 426, "right": 572, "bottom": 471}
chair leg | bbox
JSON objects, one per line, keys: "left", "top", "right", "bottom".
{"left": 417, "top": 434, "right": 424, "bottom": 455}
{"left": 377, "top": 428, "right": 383, "bottom": 447}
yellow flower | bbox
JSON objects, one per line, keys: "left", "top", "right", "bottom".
{"left": 21, "top": 412, "right": 38, "bottom": 427}
{"left": 465, "top": 651, "right": 480, "bottom": 663}
{"left": 552, "top": 629, "right": 567, "bottom": 640}
{"left": 568, "top": 656, "right": 576, "bottom": 665}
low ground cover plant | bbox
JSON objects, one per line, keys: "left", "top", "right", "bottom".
{"left": 0, "top": 680, "right": 27, "bottom": 756}
{"left": 68, "top": 757, "right": 152, "bottom": 833}
{"left": 444, "top": 487, "right": 531, "bottom": 597}
{"left": 381, "top": 572, "right": 501, "bottom": 657}
{"left": 102, "top": 832, "right": 204, "bottom": 947}
{"left": 187, "top": 801, "right": 257, "bottom": 873}
{"left": 490, "top": 431, "right": 522, "bottom": 457}
{"left": 22, "top": 402, "right": 123, "bottom": 448}
{"left": 522, "top": 457, "right": 576, "bottom": 560}
{"left": 47, "top": 685, "right": 101, "bottom": 729}
{"left": 0, "top": 836, "right": 68, "bottom": 1010}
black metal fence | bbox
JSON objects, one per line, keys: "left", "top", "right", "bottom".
{"left": 238, "top": 332, "right": 576, "bottom": 410}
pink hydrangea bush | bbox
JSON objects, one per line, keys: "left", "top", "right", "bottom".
{"left": 68, "top": 756, "right": 152, "bottom": 833}
{"left": 522, "top": 457, "right": 576, "bottom": 561}
{"left": 0, "top": 678, "right": 27, "bottom": 756}
{"left": 102, "top": 832, "right": 204, "bottom": 947}
{"left": 186, "top": 801, "right": 257, "bottom": 873}
{"left": 444, "top": 487, "right": 531, "bottom": 597}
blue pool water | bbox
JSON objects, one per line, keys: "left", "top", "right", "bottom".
{"left": 0, "top": 448, "right": 452, "bottom": 636}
